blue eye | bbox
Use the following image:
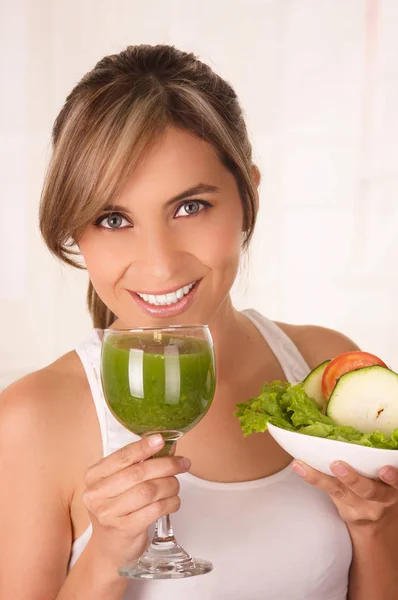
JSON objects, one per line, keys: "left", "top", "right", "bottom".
{"left": 95, "top": 212, "right": 131, "bottom": 229}
{"left": 174, "top": 200, "right": 211, "bottom": 218}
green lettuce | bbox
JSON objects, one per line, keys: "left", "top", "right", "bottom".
{"left": 235, "top": 381, "right": 398, "bottom": 450}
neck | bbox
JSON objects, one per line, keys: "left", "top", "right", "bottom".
{"left": 205, "top": 296, "right": 249, "bottom": 377}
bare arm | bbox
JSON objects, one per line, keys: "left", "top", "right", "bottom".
{"left": 290, "top": 324, "right": 398, "bottom": 599}
{"left": 55, "top": 541, "right": 128, "bottom": 599}
{"left": 305, "top": 328, "right": 398, "bottom": 599}
{"left": 0, "top": 376, "right": 127, "bottom": 599}
{"left": 347, "top": 523, "right": 398, "bottom": 600}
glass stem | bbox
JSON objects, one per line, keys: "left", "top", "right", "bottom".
{"left": 154, "top": 438, "right": 175, "bottom": 457}
{"left": 152, "top": 514, "right": 175, "bottom": 545}
{"left": 152, "top": 439, "right": 179, "bottom": 546}
{"left": 136, "top": 436, "right": 193, "bottom": 570}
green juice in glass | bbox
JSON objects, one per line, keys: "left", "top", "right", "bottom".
{"left": 101, "top": 333, "right": 215, "bottom": 436}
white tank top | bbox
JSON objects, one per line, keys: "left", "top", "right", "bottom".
{"left": 70, "top": 309, "right": 352, "bottom": 599}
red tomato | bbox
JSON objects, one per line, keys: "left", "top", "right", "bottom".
{"left": 321, "top": 351, "right": 388, "bottom": 399}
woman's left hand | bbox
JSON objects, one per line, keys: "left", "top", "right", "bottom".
{"left": 292, "top": 460, "right": 398, "bottom": 528}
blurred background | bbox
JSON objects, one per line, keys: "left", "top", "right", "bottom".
{"left": 1, "top": 0, "right": 397, "bottom": 390}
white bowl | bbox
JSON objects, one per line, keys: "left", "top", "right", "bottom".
{"left": 267, "top": 422, "right": 398, "bottom": 480}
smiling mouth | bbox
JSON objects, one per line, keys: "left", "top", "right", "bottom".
{"left": 132, "top": 281, "right": 198, "bottom": 307}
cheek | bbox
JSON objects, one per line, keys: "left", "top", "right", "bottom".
{"left": 78, "top": 231, "right": 127, "bottom": 288}
{"left": 189, "top": 211, "right": 242, "bottom": 274}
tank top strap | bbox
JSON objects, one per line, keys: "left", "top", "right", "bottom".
{"left": 75, "top": 330, "right": 138, "bottom": 458}
{"left": 243, "top": 309, "right": 311, "bottom": 383}
{"left": 75, "top": 330, "right": 109, "bottom": 455}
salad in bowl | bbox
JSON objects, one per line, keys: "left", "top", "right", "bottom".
{"left": 236, "top": 351, "right": 398, "bottom": 479}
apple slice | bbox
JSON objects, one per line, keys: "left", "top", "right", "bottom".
{"left": 326, "top": 365, "right": 398, "bottom": 435}
{"left": 322, "top": 351, "right": 387, "bottom": 400}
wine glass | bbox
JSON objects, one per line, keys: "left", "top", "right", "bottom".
{"left": 98, "top": 325, "right": 216, "bottom": 579}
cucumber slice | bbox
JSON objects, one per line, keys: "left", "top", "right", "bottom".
{"left": 326, "top": 365, "right": 398, "bottom": 435}
{"left": 302, "top": 360, "right": 330, "bottom": 412}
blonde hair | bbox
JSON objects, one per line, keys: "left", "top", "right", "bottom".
{"left": 39, "top": 45, "right": 259, "bottom": 328}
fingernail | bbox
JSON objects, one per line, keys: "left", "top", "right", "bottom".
{"left": 148, "top": 434, "right": 163, "bottom": 448}
{"left": 180, "top": 457, "right": 191, "bottom": 470}
{"left": 381, "top": 466, "right": 396, "bottom": 482}
{"left": 331, "top": 462, "right": 349, "bottom": 477}
{"left": 292, "top": 461, "right": 307, "bottom": 478}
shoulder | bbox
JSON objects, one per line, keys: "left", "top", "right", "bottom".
{"left": 275, "top": 321, "right": 360, "bottom": 370}
{"left": 0, "top": 351, "right": 101, "bottom": 491}
{"left": 0, "top": 351, "right": 87, "bottom": 429}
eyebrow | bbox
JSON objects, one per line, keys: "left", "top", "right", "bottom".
{"left": 102, "top": 183, "right": 221, "bottom": 213}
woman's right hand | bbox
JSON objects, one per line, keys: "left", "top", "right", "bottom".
{"left": 82, "top": 434, "right": 190, "bottom": 572}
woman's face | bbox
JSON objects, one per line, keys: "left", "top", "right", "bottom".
{"left": 79, "top": 126, "right": 248, "bottom": 328}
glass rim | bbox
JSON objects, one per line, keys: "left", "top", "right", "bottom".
{"left": 95, "top": 323, "right": 210, "bottom": 334}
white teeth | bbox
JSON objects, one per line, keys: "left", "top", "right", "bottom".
{"left": 136, "top": 282, "right": 196, "bottom": 306}
{"left": 166, "top": 293, "right": 175, "bottom": 305}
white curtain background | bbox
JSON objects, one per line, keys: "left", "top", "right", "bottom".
{"left": 1, "top": 0, "right": 397, "bottom": 389}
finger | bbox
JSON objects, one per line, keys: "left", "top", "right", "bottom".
{"left": 120, "top": 494, "right": 182, "bottom": 531}
{"left": 292, "top": 460, "right": 346, "bottom": 497}
{"left": 330, "top": 461, "right": 392, "bottom": 502}
{"left": 95, "top": 455, "right": 190, "bottom": 498}
{"left": 379, "top": 466, "right": 398, "bottom": 489}
{"left": 101, "top": 476, "right": 180, "bottom": 522}
{"left": 85, "top": 435, "right": 164, "bottom": 485}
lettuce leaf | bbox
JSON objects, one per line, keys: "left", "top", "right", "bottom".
{"left": 235, "top": 381, "right": 398, "bottom": 449}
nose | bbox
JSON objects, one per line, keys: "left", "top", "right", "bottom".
{"left": 137, "top": 224, "right": 181, "bottom": 283}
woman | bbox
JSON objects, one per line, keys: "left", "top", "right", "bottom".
{"left": 1, "top": 44, "right": 397, "bottom": 600}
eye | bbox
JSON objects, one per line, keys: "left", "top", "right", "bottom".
{"left": 174, "top": 200, "right": 211, "bottom": 218}
{"left": 95, "top": 212, "right": 131, "bottom": 229}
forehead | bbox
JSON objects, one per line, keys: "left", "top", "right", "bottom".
{"left": 118, "top": 126, "right": 236, "bottom": 203}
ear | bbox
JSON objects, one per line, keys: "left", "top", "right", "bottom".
{"left": 251, "top": 164, "right": 261, "bottom": 188}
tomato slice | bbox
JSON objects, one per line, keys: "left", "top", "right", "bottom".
{"left": 321, "top": 351, "right": 388, "bottom": 400}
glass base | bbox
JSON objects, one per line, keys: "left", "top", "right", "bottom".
{"left": 119, "top": 557, "right": 213, "bottom": 579}
{"left": 118, "top": 540, "right": 212, "bottom": 579}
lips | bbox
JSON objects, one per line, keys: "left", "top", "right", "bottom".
{"left": 128, "top": 280, "right": 201, "bottom": 318}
